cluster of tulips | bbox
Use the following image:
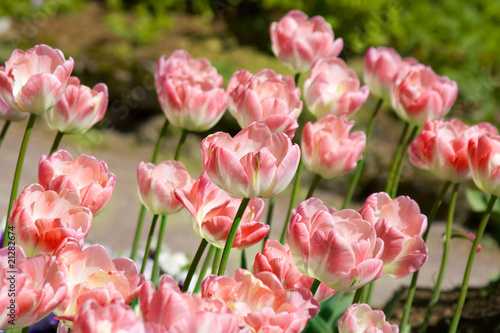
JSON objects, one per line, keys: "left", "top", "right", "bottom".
{"left": 1, "top": 8, "right": 500, "bottom": 333}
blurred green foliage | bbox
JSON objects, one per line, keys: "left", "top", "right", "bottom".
{"left": 0, "top": 0, "right": 85, "bottom": 18}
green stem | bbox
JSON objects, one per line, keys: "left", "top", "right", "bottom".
{"left": 211, "top": 247, "right": 222, "bottom": 275}
{"left": 448, "top": 194, "right": 497, "bottom": 333}
{"left": 420, "top": 183, "right": 460, "bottom": 333}
{"left": 174, "top": 129, "right": 188, "bottom": 161}
{"left": 194, "top": 245, "right": 215, "bottom": 293}
{"left": 400, "top": 181, "right": 451, "bottom": 332}
{"left": 310, "top": 278, "right": 321, "bottom": 297}
{"left": 49, "top": 131, "right": 64, "bottom": 154}
{"left": 306, "top": 174, "right": 322, "bottom": 199}
{"left": 342, "top": 98, "right": 383, "bottom": 209}
{"left": 353, "top": 287, "right": 364, "bottom": 304}
{"left": 365, "top": 281, "right": 376, "bottom": 305}
{"left": 218, "top": 198, "right": 250, "bottom": 275}
{"left": 240, "top": 249, "right": 247, "bottom": 269}
{"left": 384, "top": 122, "right": 409, "bottom": 195}
{"left": 261, "top": 197, "right": 275, "bottom": 251}
{"left": 390, "top": 125, "right": 419, "bottom": 198}
{"left": 294, "top": 73, "right": 301, "bottom": 86}
{"left": 0, "top": 120, "right": 11, "bottom": 150}
{"left": 130, "top": 119, "right": 169, "bottom": 262}
{"left": 3, "top": 114, "right": 36, "bottom": 248}
{"left": 182, "top": 238, "right": 208, "bottom": 292}
{"left": 280, "top": 159, "right": 303, "bottom": 244}
{"left": 140, "top": 214, "right": 159, "bottom": 275}
{"left": 151, "top": 215, "right": 167, "bottom": 285}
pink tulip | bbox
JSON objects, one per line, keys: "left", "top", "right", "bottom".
{"left": 0, "top": 67, "right": 29, "bottom": 122}
{"left": 338, "top": 303, "right": 398, "bottom": 333}
{"left": 227, "top": 68, "right": 302, "bottom": 138}
{"left": 254, "top": 240, "right": 336, "bottom": 302}
{"left": 72, "top": 300, "right": 145, "bottom": 333}
{"left": 0, "top": 44, "right": 74, "bottom": 115}
{"left": 304, "top": 57, "right": 369, "bottom": 118}
{"left": 467, "top": 134, "right": 500, "bottom": 197}
{"left": 391, "top": 64, "right": 458, "bottom": 126}
{"left": 175, "top": 172, "right": 268, "bottom": 249}
{"left": 286, "top": 198, "right": 384, "bottom": 291}
{"left": 201, "top": 122, "right": 300, "bottom": 198}
{"left": 38, "top": 150, "right": 116, "bottom": 215}
{"left": 270, "top": 10, "right": 343, "bottom": 73}
{"left": 359, "top": 192, "right": 428, "bottom": 278}
{"left": 301, "top": 115, "right": 366, "bottom": 179}
{"left": 44, "top": 76, "right": 108, "bottom": 134}
{"left": 137, "top": 160, "right": 195, "bottom": 215}
{"left": 54, "top": 240, "right": 145, "bottom": 324}
{"left": 409, "top": 119, "right": 498, "bottom": 183}
{"left": 202, "top": 269, "right": 320, "bottom": 332}
{"left": 0, "top": 246, "right": 67, "bottom": 329}
{"left": 155, "top": 50, "right": 227, "bottom": 132}
{"left": 8, "top": 184, "right": 92, "bottom": 257}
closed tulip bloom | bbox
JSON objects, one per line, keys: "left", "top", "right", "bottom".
{"left": 301, "top": 115, "right": 366, "bottom": 179}
{"left": 0, "top": 246, "right": 67, "bottom": 329}
{"left": 0, "top": 67, "right": 28, "bottom": 121}
{"left": 227, "top": 69, "right": 302, "bottom": 139}
{"left": 38, "top": 150, "right": 116, "bottom": 216}
{"left": 0, "top": 44, "right": 74, "bottom": 115}
{"left": 304, "top": 57, "right": 369, "bottom": 119}
{"left": 175, "top": 172, "right": 268, "bottom": 249}
{"left": 72, "top": 300, "right": 145, "bottom": 333}
{"left": 270, "top": 10, "right": 343, "bottom": 73}
{"left": 359, "top": 192, "right": 428, "bottom": 278}
{"left": 286, "top": 198, "right": 384, "bottom": 291}
{"left": 409, "top": 118, "right": 498, "bottom": 183}
{"left": 254, "top": 240, "right": 336, "bottom": 302}
{"left": 137, "top": 160, "right": 194, "bottom": 215}
{"left": 155, "top": 50, "right": 227, "bottom": 132}
{"left": 9, "top": 184, "right": 92, "bottom": 257}
{"left": 468, "top": 134, "right": 500, "bottom": 197}
{"left": 201, "top": 122, "right": 300, "bottom": 198}
{"left": 44, "top": 77, "right": 108, "bottom": 134}
{"left": 391, "top": 64, "right": 458, "bottom": 126}
{"left": 55, "top": 240, "right": 145, "bottom": 324}
{"left": 338, "top": 303, "right": 398, "bottom": 333}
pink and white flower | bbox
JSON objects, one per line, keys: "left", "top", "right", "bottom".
{"left": 338, "top": 303, "right": 398, "bottom": 333}
{"left": 467, "top": 134, "right": 500, "bottom": 197}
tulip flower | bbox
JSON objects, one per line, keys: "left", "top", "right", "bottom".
{"left": 304, "top": 57, "right": 369, "bottom": 119}
{"left": 409, "top": 118, "right": 498, "bottom": 183}
{"left": 301, "top": 115, "right": 366, "bottom": 179}
{"left": 0, "top": 44, "right": 74, "bottom": 115}
{"left": 38, "top": 150, "right": 116, "bottom": 216}
{"left": 254, "top": 240, "right": 336, "bottom": 302}
{"left": 137, "top": 160, "right": 194, "bottom": 215}
{"left": 467, "top": 134, "right": 500, "bottom": 197}
{"left": 202, "top": 269, "right": 320, "bottom": 332}
{"left": 0, "top": 67, "right": 28, "bottom": 122}
{"left": 201, "top": 122, "right": 300, "bottom": 198}
{"left": 227, "top": 68, "right": 302, "bottom": 138}
{"left": 338, "top": 303, "right": 399, "bottom": 333}
{"left": 155, "top": 50, "right": 227, "bottom": 132}
{"left": 0, "top": 246, "right": 67, "bottom": 329}
{"left": 286, "top": 198, "right": 384, "bottom": 291}
{"left": 175, "top": 172, "right": 268, "bottom": 249}
{"left": 359, "top": 192, "right": 428, "bottom": 278}
{"left": 8, "top": 184, "right": 92, "bottom": 257}
{"left": 270, "top": 10, "right": 343, "bottom": 73}
{"left": 391, "top": 64, "right": 458, "bottom": 126}
{"left": 44, "top": 77, "right": 108, "bottom": 134}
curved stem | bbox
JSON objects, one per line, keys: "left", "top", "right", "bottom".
{"left": 211, "top": 247, "right": 222, "bottom": 275}
{"left": 194, "top": 245, "right": 215, "bottom": 293}
{"left": 174, "top": 129, "right": 188, "bottom": 161}
{"left": 152, "top": 118, "right": 170, "bottom": 164}
{"left": 306, "top": 174, "right": 322, "bottom": 199}
{"left": 420, "top": 183, "right": 460, "bottom": 333}
{"left": 182, "top": 238, "right": 208, "bottom": 292}
{"left": 218, "top": 198, "right": 250, "bottom": 275}
{"left": 390, "top": 125, "right": 419, "bottom": 198}
{"left": 49, "top": 131, "right": 64, "bottom": 154}
{"left": 342, "top": 98, "right": 383, "bottom": 209}
{"left": 3, "top": 114, "right": 36, "bottom": 248}
{"left": 151, "top": 215, "right": 168, "bottom": 285}
{"left": 140, "top": 214, "right": 159, "bottom": 275}
{"left": 448, "top": 194, "right": 497, "bottom": 333}
{"left": 353, "top": 287, "right": 364, "bottom": 304}
{"left": 261, "top": 197, "right": 275, "bottom": 251}
{"left": 0, "top": 120, "right": 11, "bottom": 150}
{"left": 384, "top": 122, "right": 409, "bottom": 195}
{"left": 310, "top": 278, "right": 321, "bottom": 297}
{"left": 280, "top": 159, "right": 303, "bottom": 244}
{"left": 400, "top": 181, "right": 451, "bottom": 332}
